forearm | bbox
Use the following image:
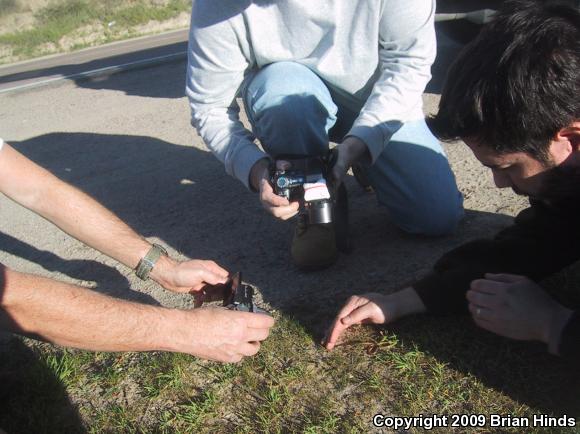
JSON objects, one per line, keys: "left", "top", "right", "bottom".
{"left": 0, "top": 266, "right": 175, "bottom": 352}
{"left": 0, "top": 144, "right": 151, "bottom": 271}
{"left": 187, "top": 15, "right": 263, "bottom": 188}
{"left": 413, "top": 268, "right": 485, "bottom": 315}
{"left": 389, "top": 286, "right": 427, "bottom": 318}
{"left": 414, "top": 204, "right": 580, "bottom": 315}
{"left": 351, "top": 0, "right": 435, "bottom": 162}
{"left": 37, "top": 178, "right": 150, "bottom": 269}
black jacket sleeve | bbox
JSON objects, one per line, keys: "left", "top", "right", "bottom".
{"left": 560, "top": 312, "right": 580, "bottom": 358}
{"left": 413, "top": 199, "right": 580, "bottom": 314}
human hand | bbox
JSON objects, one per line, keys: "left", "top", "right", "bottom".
{"left": 324, "top": 293, "right": 390, "bottom": 350}
{"left": 331, "top": 136, "right": 370, "bottom": 187}
{"left": 467, "top": 273, "right": 567, "bottom": 343}
{"left": 250, "top": 158, "right": 299, "bottom": 220}
{"left": 151, "top": 256, "right": 229, "bottom": 294}
{"left": 166, "top": 307, "right": 275, "bottom": 363}
{"left": 324, "top": 287, "right": 426, "bottom": 350}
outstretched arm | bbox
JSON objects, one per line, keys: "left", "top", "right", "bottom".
{"left": 326, "top": 201, "right": 580, "bottom": 355}
{"left": 0, "top": 142, "right": 227, "bottom": 293}
{"left": 0, "top": 265, "right": 274, "bottom": 362}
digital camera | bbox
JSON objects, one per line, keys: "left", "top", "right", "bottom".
{"left": 223, "top": 272, "right": 269, "bottom": 314}
{"left": 270, "top": 155, "right": 334, "bottom": 225}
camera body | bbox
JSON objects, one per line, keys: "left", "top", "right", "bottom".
{"left": 271, "top": 156, "right": 334, "bottom": 225}
{"left": 223, "top": 272, "right": 269, "bottom": 314}
{"left": 272, "top": 170, "right": 306, "bottom": 202}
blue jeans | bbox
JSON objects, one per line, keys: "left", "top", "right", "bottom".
{"left": 244, "top": 62, "right": 464, "bottom": 235}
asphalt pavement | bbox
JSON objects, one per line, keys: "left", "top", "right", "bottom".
{"left": 0, "top": 29, "right": 188, "bottom": 93}
{"left": 0, "top": 12, "right": 528, "bottom": 311}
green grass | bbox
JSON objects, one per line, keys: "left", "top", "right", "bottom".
{"left": 2, "top": 290, "right": 580, "bottom": 432}
{"left": 0, "top": 0, "right": 191, "bottom": 62}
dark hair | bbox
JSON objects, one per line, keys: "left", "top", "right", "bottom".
{"left": 429, "top": 0, "right": 580, "bottom": 161}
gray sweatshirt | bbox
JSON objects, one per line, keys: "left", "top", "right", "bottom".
{"left": 186, "top": 0, "right": 436, "bottom": 188}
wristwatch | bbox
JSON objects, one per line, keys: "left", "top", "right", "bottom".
{"left": 135, "top": 243, "right": 168, "bottom": 281}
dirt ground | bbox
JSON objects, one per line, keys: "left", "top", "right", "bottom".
{"left": 0, "top": 0, "right": 51, "bottom": 35}
{"left": 0, "top": 28, "right": 528, "bottom": 326}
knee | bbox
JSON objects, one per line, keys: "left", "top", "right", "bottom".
{"left": 247, "top": 62, "right": 336, "bottom": 125}
{"left": 248, "top": 65, "right": 336, "bottom": 154}
{"left": 257, "top": 92, "right": 330, "bottom": 127}
{"left": 249, "top": 62, "right": 322, "bottom": 100}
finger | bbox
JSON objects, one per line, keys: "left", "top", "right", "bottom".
{"left": 227, "top": 353, "right": 244, "bottom": 364}
{"left": 238, "top": 341, "right": 261, "bottom": 357}
{"left": 245, "top": 327, "right": 271, "bottom": 342}
{"left": 201, "top": 260, "right": 229, "bottom": 278}
{"left": 468, "top": 302, "right": 494, "bottom": 322}
{"left": 466, "top": 289, "right": 500, "bottom": 308}
{"left": 324, "top": 297, "right": 365, "bottom": 348}
{"left": 341, "top": 304, "right": 381, "bottom": 326}
{"left": 276, "top": 205, "right": 300, "bottom": 220}
{"left": 196, "top": 268, "right": 229, "bottom": 286}
{"left": 264, "top": 194, "right": 291, "bottom": 208}
{"left": 470, "top": 279, "right": 509, "bottom": 294}
{"left": 324, "top": 319, "right": 348, "bottom": 350}
{"left": 484, "top": 273, "right": 528, "bottom": 283}
{"left": 279, "top": 211, "right": 299, "bottom": 221}
{"left": 262, "top": 187, "right": 291, "bottom": 207}
{"left": 237, "top": 311, "right": 276, "bottom": 329}
{"left": 335, "top": 296, "right": 366, "bottom": 322}
{"left": 472, "top": 315, "right": 503, "bottom": 336}
{"left": 270, "top": 203, "right": 300, "bottom": 219}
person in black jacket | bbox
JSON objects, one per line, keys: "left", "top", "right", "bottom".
{"left": 324, "top": 0, "right": 580, "bottom": 357}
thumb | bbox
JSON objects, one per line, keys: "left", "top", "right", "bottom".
{"left": 198, "top": 268, "right": 228, "bottom": 286}
{"left": 341, "top": 315, "right": 354, "bottom": 325}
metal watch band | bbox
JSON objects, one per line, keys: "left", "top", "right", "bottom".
{"left": 135, "top": 243, "right": 168, "bottom": 281}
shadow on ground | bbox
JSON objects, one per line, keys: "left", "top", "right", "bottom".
{"left": 8, "top": 131, "right": 577, "bottom": 416}
{"left": 8, "top": 131, "right": 505, "bottom": 306}
{"left": 77, "top": 58, "right": 186, "bottom": 99}
{"left": 393, "top": 314, "right": 580, "bottom": 416}
{"left": 0, "top": 232, "right": 160, "bottom": 305}
{"left": 0, "top": 338, "right": 85, "bottom": 434}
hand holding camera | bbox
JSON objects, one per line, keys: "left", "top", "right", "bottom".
{"left": 252, "top": 150, "right": 351, "bottom": 270}
{"left": 270, "top": 155, "right": 335, "bottom": 225}
{"left": 251, "top": 158, "right": 300, "bottom": 220}
{"left": 194, "top": 271, "right": 270, "bottom": 315}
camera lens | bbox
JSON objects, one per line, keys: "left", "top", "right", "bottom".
{"left": 276, "top": 176, "right": 291, "bottom": 189}
{"left": 307, "top": 199, "right": 333, "bottom": 224}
